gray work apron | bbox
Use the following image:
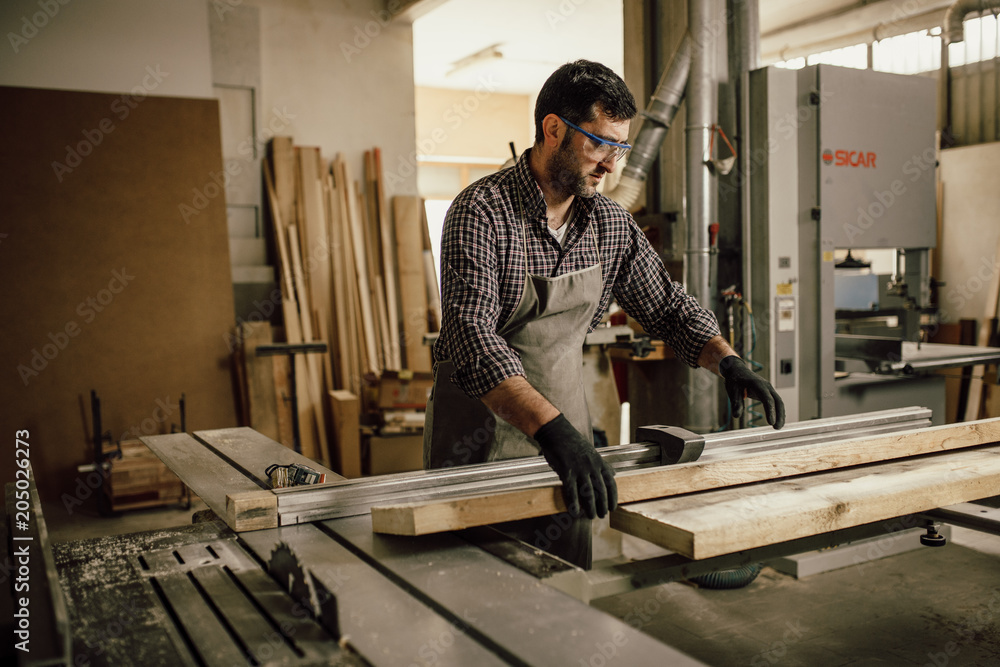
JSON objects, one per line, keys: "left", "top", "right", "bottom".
{"left": 424, "top": 200, "right": 603, "bottom": 569}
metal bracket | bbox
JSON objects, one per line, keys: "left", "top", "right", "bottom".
{"left": 635, "top": 425, "right": 705, "bottom": 465}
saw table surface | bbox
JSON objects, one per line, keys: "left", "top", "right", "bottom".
{"left": 51, "top": 516, "right": 702, "bottom": 666}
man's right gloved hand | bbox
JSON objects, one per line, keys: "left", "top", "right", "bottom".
{"left": 533, "top": 414, "right": 618, "bottom": 520}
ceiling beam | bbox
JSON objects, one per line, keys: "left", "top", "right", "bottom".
{"left": 762, "top": 0, "right": 953, "bottom": 62}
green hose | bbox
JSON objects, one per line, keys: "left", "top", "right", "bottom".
{"left": 689, "top": 563, "right": 764, "bottom": 589}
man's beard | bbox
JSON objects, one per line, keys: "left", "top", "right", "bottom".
{"left": 546, "top": 134, "right": 599, "bottom": 199}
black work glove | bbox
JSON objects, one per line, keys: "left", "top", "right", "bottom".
{"left": 533, "top": 414, "right": 618, "bottom": 519}
{"left": 719, "top": 355, "right": 786, "bottom": 430}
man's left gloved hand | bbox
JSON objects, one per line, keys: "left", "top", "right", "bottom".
{"left": 719, "top": 355, "right": 785, "bottom": 429}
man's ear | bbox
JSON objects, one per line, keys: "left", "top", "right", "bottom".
{"left": 540, "top": 114, "right": 563, "bottom": 149}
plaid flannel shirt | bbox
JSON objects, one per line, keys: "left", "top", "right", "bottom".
{"left": 434, "top": 150, "right": 720, "bottom": 398}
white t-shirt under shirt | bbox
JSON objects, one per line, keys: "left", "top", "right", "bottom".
{"left": 548, "top": 222, "right": 568, "bottom": 246}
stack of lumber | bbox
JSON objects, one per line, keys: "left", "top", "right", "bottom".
{"left": 108, "top": 440, "right": 191, "bottom": 511}
{"left": 371, "top": 418, "right": 1000, "bottom": 559}
{"left": 234, "top": 138, "right": 440, "bottom": 478}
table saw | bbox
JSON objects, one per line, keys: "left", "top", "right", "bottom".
{"left": 9, "top": 407, "right": 1000, "bottom": 666}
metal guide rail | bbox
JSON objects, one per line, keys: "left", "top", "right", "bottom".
{"left": 270, "top": 407, "right": 932, "bottom": 524}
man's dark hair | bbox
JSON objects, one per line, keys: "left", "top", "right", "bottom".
{"left": 534, "top": 60, "right": 637, "bottom": 144}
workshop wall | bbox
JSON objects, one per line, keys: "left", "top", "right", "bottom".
{"left": 247, "top": 0, "right": 419, "bottom": 197}
{"left": 0, "top": 0, "right": 213, "bottom": 98}
{"left": 414, "top": 86, "right": 532, "bottom": 161}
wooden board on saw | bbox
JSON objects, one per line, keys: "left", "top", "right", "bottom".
{"left": 611, "top": 444, "right": 1000, "bottom": 559}
{"left": 370, "top": 417, "right": 1000, "bottom": 535}
{"left": 141, "top": 432, "right": 275, "bottom": 532}
{"left": 193, "top": 427, "right": 340, "bottom": 487}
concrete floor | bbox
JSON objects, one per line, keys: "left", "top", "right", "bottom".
{"left": 44, "top": 500, "right": 1000, "bottom": 666}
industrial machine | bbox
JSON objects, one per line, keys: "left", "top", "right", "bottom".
{"left": 748, "top": 63, "right": 1000, "bottom": 425}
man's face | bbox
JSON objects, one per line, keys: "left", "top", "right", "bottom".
{"left": 546, "top": 112, "right": 630, "bottom": 199}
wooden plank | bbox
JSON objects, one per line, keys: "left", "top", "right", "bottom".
{"left": 270, "top": 137, "right": 298, "bottom": 260}
{"left": 612, "top": 445, "right": 1000, "bottom": 559}
{"left": 239, "top": 321, "right": 280, "bottom": 442}
{"left": 393, "top": 195, "right": 432, "bottom": 371}
{"left": 358, "top": 181, "right": 388, "bottom": 370}
{"left": 421, "top": 200, "right": 442, "bottom": 333}
{"left": 140, "top": 433, "right": 271, "bottom": 531}
{"left": 286, "top": 225, "right": 327, "bottom": 462}
{"left": 373, "top": 273, "right": 393, "bottom": 371}
{"left": 370, "top": 417, "right": 1000, "bottom": 535}
{"left": 330, "top": 166, "right": 363, "bottom": 394}
{"left": 325, "top": 174, "right": 352, "bottom": 391}
{"left": 193, "top": 427, "right": 339, "bottom": 486}
{"left": 297, "top": 147, "right": 333, "bottom": 359}
{"left": 226, "top": 490, "right": 278, "bottom": 532}
{"left": 338, "top": 155, "right": 380, "bottom": 374}
{"left": 263, "top": 161, "right": 304, "bottom": 351}
{"left": 271, "top": 352, "right": 295, "bottom": 448}
{"left": 330, "top": 390, "right": 362, "bottom": 478}
{"left": 374, "top": 147, "right": 402, "bottom": 369}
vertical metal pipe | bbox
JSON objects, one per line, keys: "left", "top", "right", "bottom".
{"left": 730, "top": 0, "right": 761, "bottom": 429}
{"left": 684, "top": 0, "right": 717, "bottom": 313}
{"left": 684, "top": 0, "right": 720, "bottom": 432}
{"left": 607, "top": 33, "right": 692, "bottom": 209}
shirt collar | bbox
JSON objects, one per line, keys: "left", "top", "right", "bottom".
{"left": 513, "top": 148, "right": 600, "bottom": 223}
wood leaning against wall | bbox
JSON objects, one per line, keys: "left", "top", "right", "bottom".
{"left": 232, "top": 139, "right": 441, "bottom": 478}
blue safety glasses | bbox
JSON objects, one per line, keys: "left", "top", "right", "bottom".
{"left": 557, "top": 116, "right": 631, "bottom": 162}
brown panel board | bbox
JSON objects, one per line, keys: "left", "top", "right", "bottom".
{"left": 0, "top": 86, "right": 237, "bottom": 503}
{"left": 612, "top": 445, "right": 1000, "bottom": 559}
{"left": 371, "top": 417, "right": 1000, "bottom": 535}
